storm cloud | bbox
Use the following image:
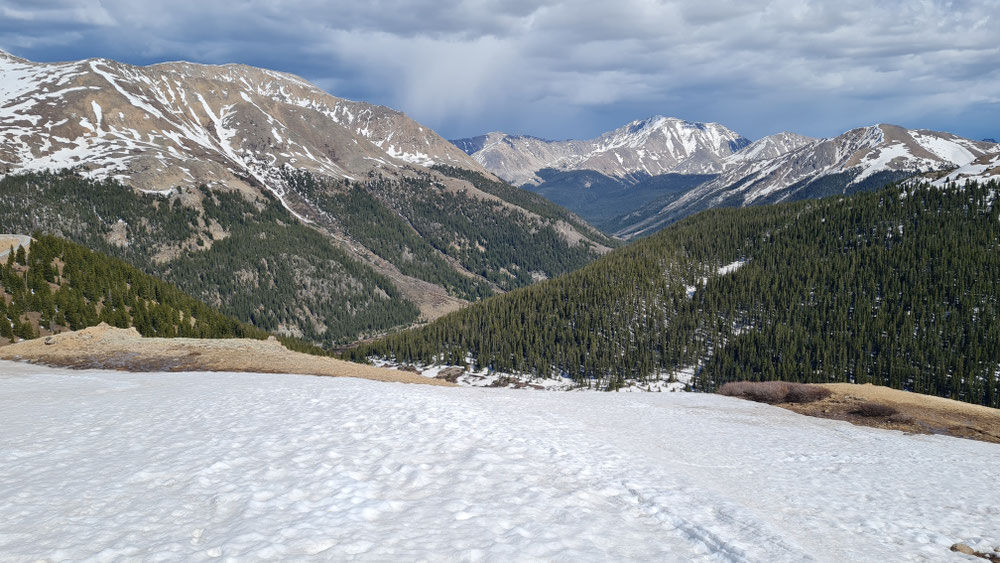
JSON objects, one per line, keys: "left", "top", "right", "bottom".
{"left": 1, "top": 0, "right": 998, "bottom": 141}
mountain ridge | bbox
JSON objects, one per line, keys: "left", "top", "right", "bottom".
{"left": 0, "top": 51, "right": 486, "bottom": 202}
{"left": 452, "top": 116, "right": 750, "bottom": 186}
{"left": 611, "top": 123, "right": 999, "bottom": 238}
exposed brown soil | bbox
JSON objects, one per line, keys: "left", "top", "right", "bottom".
{"left": 0, "top": 324, "right": 453, "bottom": 387}
{"left": 778, "top": 383, "right": 1000, "bottom": 444}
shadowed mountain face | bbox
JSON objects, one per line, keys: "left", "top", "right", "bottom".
{"left": 522, "top": 169, "right": 717, "bottom": 229}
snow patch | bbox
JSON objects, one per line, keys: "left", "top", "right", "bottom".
{"left": 0, "top": 361, "right": 997, "bottom": 562}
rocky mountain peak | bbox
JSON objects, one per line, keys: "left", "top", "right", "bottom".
{"left": 453, "top": 116, "right": 750, "bottom": 186}
{"left": 0, "top": 52, "right": 485, "bottom": 207}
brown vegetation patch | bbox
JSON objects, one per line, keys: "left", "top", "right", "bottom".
{"left": 0, "top": 324, "right": 453, "bottom": 387}
{"left": 719, "top": 381, "right": 831, "bottom": 404}
{"left": 851, "top": 402, "right": 899, "bottom": 418}
{"left": 776, "top": 383, "right": 1000, "bottom": 444}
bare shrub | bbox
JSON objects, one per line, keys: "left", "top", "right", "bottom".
{"left": 852, "top": 402, "right": 899, "bottom": 418}
{"left": 785, "top": 385, "right": 832, "bottom": 403}
{"left": 719, "top": 381, "right": 831, "bottom": 404}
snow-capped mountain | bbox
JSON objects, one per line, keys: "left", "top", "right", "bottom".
{"left": 721, "top": 132, "right": 815, "bottom": 167}
{"left": 614, "top": 124, "right": 999, "bottom": 238}
{"left": 0, "top": 49, "right": 482, "bottom": 204}
{"left": 453, "top": 116, "right": 751, "bottom": 186}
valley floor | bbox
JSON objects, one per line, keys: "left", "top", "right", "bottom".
{"left": 1, "top": 361, "right": 998, "bottom": 562}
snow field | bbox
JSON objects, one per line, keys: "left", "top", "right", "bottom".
{"left": 1, "top": 361, "right": 998, "bottom": 562}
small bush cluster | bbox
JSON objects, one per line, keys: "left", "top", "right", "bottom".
{"left": 851, "top": 402, "right": 899, "bottom": 418}
{"left": 718, "top": 381, "right": 832, "bottom": 404}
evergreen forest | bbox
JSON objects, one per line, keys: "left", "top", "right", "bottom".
{"left": 0, "top": 233, "right": 314, "bottom": 348}
{"left": 351, "top": 180, "right": 1000, "bottom": 408}
{"left": 0, "top": 168, "right": 610, "bottom": 345}
{"left": 0, "top": 171, "right": 418, "bottom": 345}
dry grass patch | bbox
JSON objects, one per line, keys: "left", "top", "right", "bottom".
{"left": 0, "top": 324, "right": 452, "bottom": 387}
{"left": 780, "top": 383, "right": 1000, "bottom": 444}
{"left": 720, "top": 380, "right": 1000, "bottom": 444}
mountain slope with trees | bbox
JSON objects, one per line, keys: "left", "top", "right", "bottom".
{"left": 352, "top": 180, "right": 1000, "bottom": 408}
{"left": 0, "top": 233, "right": 288, "bottom": 347}
{"left": 2, "top": 170, "right": 611, "bottom": 345}
{"left": 1, "top": 171, "right": 418, "bottom": 345}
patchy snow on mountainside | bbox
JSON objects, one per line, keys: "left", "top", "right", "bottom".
{"left": 614, "top": 125, "right": 999, "bottom": 239}
{"left": 0, "top": 51, "right": 482, "bottom": 202}
{"left": 721, "top": 132, "right": 815, "bottom": 168}
{"left": 2, "top": 361, "right": 998, "bottom": 562}
{"left": 933, "top": 151, "right": 1000, "bottom": 186}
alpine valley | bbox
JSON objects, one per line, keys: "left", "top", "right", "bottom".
{"left": 0, "top": 50, "right": 613, "bottom": 345}
{"left": 3, "top": 49, "right": 1000, "bottom": 410}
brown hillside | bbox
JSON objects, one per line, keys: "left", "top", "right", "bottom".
{"left": 0, "top": 324, "right": 451, "bottom": 387}
{"left": 780, "top": 383, "right": 1000, "bottom": 444}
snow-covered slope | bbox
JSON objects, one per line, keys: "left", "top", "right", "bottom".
{"left": 2, "top": 361, "right": 998, "bottom": 561}
{"left": 721, "top": 132, "right": 815, "bottom": 167}
{"left": 933, "top": 151, "right": 1000, "bottom": 186}
{"left": 454, "top": 116, "right": 750, "bottom": 186}
{"left": 0, "top": 50, "right": 482, "bottom": 201}
{"left": 615, "top": 124, "right": 999, "bottom": 238}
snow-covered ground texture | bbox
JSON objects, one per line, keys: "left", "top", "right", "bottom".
{"left": 2, "top": 361, "right": 999, "bottom": 562}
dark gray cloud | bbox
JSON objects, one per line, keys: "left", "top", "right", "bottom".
{"left": 1, "top": 0, "right": 998, "bottom": 141}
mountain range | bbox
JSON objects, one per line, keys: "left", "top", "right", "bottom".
{"left": 452, "top": 116, "right": 751, "bottom": 186}
{"left": 0, "top": 51, "right": 611, "bottom": 345}
{"left": 456, "top": 118, "right": 999, "bottom": 238}
{"left": 0, "top": 49, "right": 477, "bottom": 196}
{"left": 4, "top": 49, "right": 1000, "bottom": 352}
{"left": 611, "top": 124, "right": 999, "bottom": 238}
